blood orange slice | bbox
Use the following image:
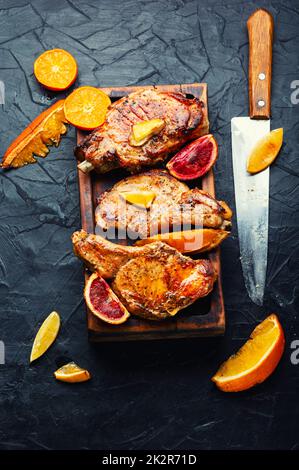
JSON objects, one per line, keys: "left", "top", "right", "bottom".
{"left": 84, "top": 273, "right": 130, "bottom": 325}
{"left": 64, "top": 86, "right": 111, "bottom": 130}
{"left": 34, "top": 49, "right": 78, "bottom": 91}
{"left": 212, "top": 314, "right": 285, "bottom": 392}
{"left": 167, "top": 134, "right": 218, "bottom": 180}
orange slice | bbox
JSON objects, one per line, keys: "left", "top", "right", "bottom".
{"left": 34, "top": 49, "right": 78, "bottom": 91}
{"left": 135, "top": 229, "right": 229, "bottom": 254}
{"left": 120, "top": 190, "right": 156, "bottom": 209}
{"left": 54, "top": 362, "right": 91, "bottom": 383}
{"left": 30, "top": 311, "right": 60, "bottom": 363}
{"left": 85, "top": 273, "right": 130, "bottom": 325}
{"left": 212, "top": 314, "right": 285, "bottom": 392}
{"left": 64, "top": 86, "right": 111, "bottom": 130}
{"left": 247, "top": 128, "right": 283, "bottom": 174}
{"left": 1, "top": 100, "right": 67, "bottom": 168}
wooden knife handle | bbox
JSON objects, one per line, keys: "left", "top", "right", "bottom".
{"left": 247, "top": 9, "right": 274, "bottom": 119}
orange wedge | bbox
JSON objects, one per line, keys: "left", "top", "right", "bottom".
{"left": 64, "top": 86, "right": 111, "bottom": 130}
{"left": 247, "top": 128, "right": 283, "bottom": 174}
{"left": 212, "top": 314, "right": 285, "bottom": 392}
{"left": 34, "top": 49, "right": 78, "bottom": 91}
{"left": 135, "top": 229, "right": 229, "bottom": 254}
{"left": 1, "top": 100, "right": 67, "bottom": 168}
{"left": 54, "top": 362, "right": 91, "bottom": 383}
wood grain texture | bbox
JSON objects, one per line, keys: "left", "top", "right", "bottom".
{"left": 77, "top": 83, "right": 225, "bottom": 341}
{"left": 247, "top": 9, "right": 274, "bottom": 119}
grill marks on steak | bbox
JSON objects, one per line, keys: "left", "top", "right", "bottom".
{"left": 75, "top": 89, "right": 207, "bottom": 173}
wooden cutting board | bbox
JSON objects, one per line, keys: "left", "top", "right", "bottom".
{"left": 76, "top": 83, "right": 225, "bottom": 341}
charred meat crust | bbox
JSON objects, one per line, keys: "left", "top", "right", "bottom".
{"left": 72, "top": 230, "right": 217, "bottom": 320}
{"left": 74, "top": 89, "right": 207, "bottom": 173}
{"left": 95, "top": 170, "right": 232, "bottom": 237}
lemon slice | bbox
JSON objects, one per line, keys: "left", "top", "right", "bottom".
{"left": 30, "top": 311, "right": 60, "bottom": 363}
{"left": 120, "top": 190, "right": 156, "bottom": 209}
{"left": 247, "top": 128, "right": 283, "bottom": 174}
{"left": 54, "top": 362, "right": 91, "bottom": 383}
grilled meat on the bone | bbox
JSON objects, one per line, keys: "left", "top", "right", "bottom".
{"left": 95, "top": 170, "right": 232, "bottom": 238}
{"left": 75, "top": 88, "right": 208, "bottom": 174}
{"left": 72, "top": 230, "right": 216, "bottom": 320}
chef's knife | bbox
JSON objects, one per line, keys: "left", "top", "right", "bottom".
{"left": 231, "top": 9, "right": 274, "bottom": 305}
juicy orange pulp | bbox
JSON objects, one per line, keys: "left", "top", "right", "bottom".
{"left": 247, "top": 128, "right": 283, "bottom": 174}
{"left": 54, "top": 362, "right": 91, "bottom": 383}
{"left": 34, "top": 49, "right": 78, "bottom": 91}
{"left": 63, "top": 86, "right": 111, "bottom": 130}
{"left": 212, "top": 314, "right": 285, "bottom": 392}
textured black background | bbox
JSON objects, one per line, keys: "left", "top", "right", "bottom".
{"left": 0, "top": 0, "right": 299, "bottom": 451}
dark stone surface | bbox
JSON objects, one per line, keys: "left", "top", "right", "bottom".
{"left": 0, "top": 0, "right": 298, "bottom": 450}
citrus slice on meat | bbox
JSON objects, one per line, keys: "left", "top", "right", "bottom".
{"left": 212, "top": 314, "right": 285, "bottom": 392}
{"left": 54, "top": 362, "right": 91, "bottom": 383}
{"left": 166, "top": 134, "right": 218, "bottom": 180}
{"left": 84, "top": 273, "right": 130, "bottom": 325}
{"left": 64, "top": 86, "right": 111, "bottom": 130}
{"left": 30, "top": 311, "right": 60, "bottom": 363}
{"left": 34, "top": 49, "right": 78, "bottom": 91}
{"left": 247, "top": 128, "right": 283, "bottom": 174}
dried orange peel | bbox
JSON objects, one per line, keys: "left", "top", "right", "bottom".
{"left": 64, "top": 86, "right": 111, "bottom": 130}
{"left": 1, "top": 100, "right": 68, "bottom": 168}
{"left": 34, "top": 49, "right": 78, "bottom": 91}
{"left": 247, "top": 128, "right": 283, "bottom": 174}
{"left": 212, "top": 314, "right": 285, "bottom": 392}
{"left": 54, "top": 362, "right": 91, "bottom": 383}
{"left": 135, "top": 229, "right": 229, "bottom": 254}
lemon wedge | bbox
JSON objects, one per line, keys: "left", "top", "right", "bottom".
{"left": 130, "top": 119, "right": 165, "bottom": 146}
{"left": 54, "top": 362, "right": 91, "bottom": 383}
{"left": 247, "top": 128, "right": 283, "bottom": 174}
{"left": 120, "top": 190, "right": 156, "bottom": 209}
{"left": 30, "top": 311, "right": 60, "bottom": 363}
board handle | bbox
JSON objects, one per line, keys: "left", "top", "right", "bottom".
{"left": 247, "top": 9, "right": 274, "bottom": 119}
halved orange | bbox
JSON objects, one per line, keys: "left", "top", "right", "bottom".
{"left": 212, "top": 314, "right": 285, "bottom": 392}
{"left": 64, "top": 86, "right": 111, "bottom": 130}
{"left": 247, "top": 128, "right": 283, "bottom": 174}
{"left": 54, "top": 362, "right": 91, "bottom": 383}
{"left": 84, "top": 273, "right": 130, "bottom": 325}
{"left": 135, "top": 229, "right": 229, "bottom": 254}
{"left": 34, "top": 49, "right": 78, "bottom": 91}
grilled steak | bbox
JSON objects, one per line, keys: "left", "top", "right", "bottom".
{"left": 72, "top": 230, "right": 216, "bottom": 320}
{"left": 95, "top": 170, "right": 232, "bottom": 238}
{"left": 75, "top": 88, "right": 208, "bottom": 173}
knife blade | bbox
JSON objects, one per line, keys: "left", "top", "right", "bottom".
{"left": 231, "top": 9, "right": 274, "bottom": 305}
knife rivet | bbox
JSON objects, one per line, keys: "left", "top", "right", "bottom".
{"left": 258, "top": 100, "right": 265, "bottom": 108}
{"left": 259, "top": 73, "right": 266, "bottom": 80}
